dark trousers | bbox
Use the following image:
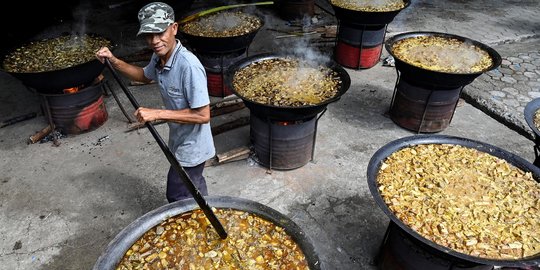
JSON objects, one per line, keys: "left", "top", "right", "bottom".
{"left": 166, "top": 162, "right": 208, "bottom": 203}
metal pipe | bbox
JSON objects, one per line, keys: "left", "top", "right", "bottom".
{"left": 104, "top": 59, "right": 227, "bottom": 239}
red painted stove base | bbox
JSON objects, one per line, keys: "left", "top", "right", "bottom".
{"left": 335, "top": 41, "right": 383, "bottom": 69}
{"left": 49, "top": 95, "right": 108, "bottom": 135}
{"left": 206, "top": 71, "right": 233, "bottom": 97}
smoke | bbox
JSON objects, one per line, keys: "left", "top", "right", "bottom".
{"left": 275, "top": 36, "right": 335, "bottom": 97}
{"left": 291, "top": 38, "right": 331, "bottom": 65}
{"left": 71, "top": 1, "right": 92, "bottom": 36}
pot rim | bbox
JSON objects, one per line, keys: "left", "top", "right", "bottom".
{"left": 225, "top": 52, "right": 351, "bottom": 110}
{"left": 93, "top": 195, "right": 321, "bottom": 270}
{"left": 330, "top": 0, "right": 410, "bottom": 14}
{"left": 524, "top": 97, "right": 540, "bottom": 139}
{"left": 384, "top": 31, "right": 502, "bottom": 76}
{"left": 366, "top": 134, "right": 540, "bottom": 267}
{"left": 1, "top": 32, "right": 112, "bottom": 75}
{"left": 178, "top": 9, "right": 265, "bottom": 39}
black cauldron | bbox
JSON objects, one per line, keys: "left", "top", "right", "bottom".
{"left": 93, "top": 196, "right": 321, "bottom": 269}
{"left": 0, "top": 33, "right": 111, "bottom": 94}
{"left": 523, "top": 98, "right": 540, "bottom": 166}
{"left": 385, "top": 31, "right": 502, "bottom": 88}
{"left": 330, "top": 0, "right": 410, "bottom": 25}
{"left": 225, "top": 53, "right": 351, "bottom": 121}
{"left": 367, "top": 134, "right": 540, "bottom": 267}
{"left": 178, "top": 11, "right": 264, "bottom": 54}
{"left": 524, "top": 98, "right": 540, "bottom": 141}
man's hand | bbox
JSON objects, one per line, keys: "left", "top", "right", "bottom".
{"left": 95, "top": 47, "right": 117, "bottom": 66}
{"left": 134, "top": 107, "right": 159, "bottom": 123}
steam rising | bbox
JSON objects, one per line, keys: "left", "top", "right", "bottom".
{"left": 277, "top": 38, "right": 334, "bottom": 92}
{"left": 205, "top": 12, "right": 242, "bottom": 31}
{"left": 233, "top": 58, "right": 340, "bottom": 107}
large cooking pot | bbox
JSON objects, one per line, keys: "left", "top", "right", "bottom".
{"left": 178, "top": 10, "right": 264, "bottom": 54}
{"left": 0, "top": 33, "right": 111, "bottom": 94}
{"left": 367, "top": 134, "right": 540, "bottom": 267}
{"left": 523, "top": 98, "right": 540, "bottom": 166}
{"left": 225, "top": 52, "right": 351, "bottom": 121}
{"left": 93, "top": 196, "right": 321, "bottom": 269}
{"left": 385, "top": 31, "right": 502, "bottom": 88}
{"left": 330, "top": 0, "right": 410, "bottom": 25}
{"left": 524, "top": 97, "right": 540, "bottom": 141}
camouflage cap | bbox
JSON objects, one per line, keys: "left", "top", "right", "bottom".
{"left": 137, "top": 2, "right": 175, "bottom": 36}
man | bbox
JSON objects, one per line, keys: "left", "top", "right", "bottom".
{"left": 96, "top": 2, "right": 215, "bottom": 202}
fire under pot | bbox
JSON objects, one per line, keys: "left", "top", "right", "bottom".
{"left": 39, "top": 80, "right": 108, "bottom": 135}
{"left": 250, "top": 112, "right": 322, "bottom": 170}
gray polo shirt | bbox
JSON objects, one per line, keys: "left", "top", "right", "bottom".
{"left": 143, "top": 41, "right": 215, "bottom": 167}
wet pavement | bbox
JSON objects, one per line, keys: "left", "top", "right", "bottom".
{"left": 1, "top": 0, "right": 540, "bottom": 269}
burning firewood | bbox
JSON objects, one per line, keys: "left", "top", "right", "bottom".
{"left": 27, "top": 125, "right": 52, "bottom": 144}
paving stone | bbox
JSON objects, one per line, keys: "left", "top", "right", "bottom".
{"left": 501, "top": 59, "right": 512, "bottom": 66}
{"left": 528, "top": 91, "right": 540, "bottom": 99}
{"left": 522, "top": 63, "right": 536, "bottom": 71}
{"left": 501, "top": 76, "right": 518, "bottom": 84}
{"left": 517, "top": 94, "right": 531, "bottom": 103}
{"left": 514, "top": 75, "right": 530, "bottom": 82}
{"left": 490, "top": 90, "right": 506, "bottom": 98}
{"left": 528, "top": 81, "right": 540, "bottom": 90}
{"left": 519, "top": 54, "right": 533, "bottom": 61}
{"left": 486, "top": 69, "right": 503, "bottom": 77}
{"left": 509, "top": 63, "right": 522, "bottom": 71}
{"left": 503, "top": 98, "right": 520, "bottom": 107}
{"left": 524, "top": 71, "right": 538, "bottom": 79}
{"left": 502, "top": 87, "right": 519, "bottom": 95}
{"left": 499, "top": 67, "right": 514, "bottom": 75}
{"left": 507, "top": 56, "right": 524, "bottom": 63}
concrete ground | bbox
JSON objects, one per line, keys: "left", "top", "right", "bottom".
{"left": 1, "top": 0, "right": 539, "bottom": 269}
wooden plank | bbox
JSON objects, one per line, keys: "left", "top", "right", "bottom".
{"left": 206, "top": 146, "right": 252, "bottom": 167}
{"left": 217, "top": 146, "right": 251, "bottom": 163}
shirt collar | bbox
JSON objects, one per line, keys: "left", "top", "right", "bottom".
{"left": 153, "top": 39, "right": 183, "bottom": 70}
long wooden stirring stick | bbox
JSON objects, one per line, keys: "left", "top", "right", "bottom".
{"left": 179, "top": 1, "right": 274, "bottom": 24}
{"left": 104, "top": 59, "right": 228, "bottom": 239}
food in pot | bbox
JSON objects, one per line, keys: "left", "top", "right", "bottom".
{"left": 233, "top": 57, "right": 341, "bottom": 107}
{"left": 181, "top": 11, "right": 262, "bottom": 38}
{"left": 534, "top": 109, "right": 540, "bottom": 132}
{"left": 391, "top": 35, "right": 493, "bottom": 73}
{"left": 330, "top": 0, "right": 406, "bottom": 12}
{"left": 116, "top": 208, "right": 309, "bottom": 269}
{"left": 377, "top": 144, "right": 540, "bottom": 260}
{"left": 2, "top": 34, "right": 111, "bottom": 73}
